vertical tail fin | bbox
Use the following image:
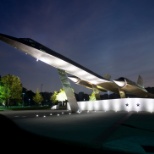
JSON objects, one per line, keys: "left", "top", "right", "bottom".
{"left": 137, "top": 75, "right": 144, "bottom": 88}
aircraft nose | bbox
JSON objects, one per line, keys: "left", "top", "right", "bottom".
{"left": 68, "top": 76, "right": 80, "bottom": 83}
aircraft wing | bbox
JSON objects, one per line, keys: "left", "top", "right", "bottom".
{"left": 0, "top": 33, "right": 111, "bottom": 90}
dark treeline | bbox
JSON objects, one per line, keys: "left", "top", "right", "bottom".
{"left": 22, "top": 87, "right": 154, "bottom": 107}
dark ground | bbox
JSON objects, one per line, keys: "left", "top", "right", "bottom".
{"left": 1, "top": 110, "right": 154, "bottom": 154}
{"left": 0, "top": 114, "right": 127, "bottom": 154}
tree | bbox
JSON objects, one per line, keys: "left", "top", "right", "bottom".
{"left": 0, "top": 74, "right": 22, "bottom": 106}
{"left": 89, "top": 91, "right": 96, "bottom": 101}
{"left": 50, "top": 88, "right": 68, "bottom": 106}
{"left": 50, "top": 91, "right": 58, "bottom": 104}
{"left": 33, "top": 89, "right": 43, "bottom": 105}
{"left": 56, "top": 88, "right": 67, "bottom": 106}
{"left": 0, "top": 83, "right": 10, "bottom": 106}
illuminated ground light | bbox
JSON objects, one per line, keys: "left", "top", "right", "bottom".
{"left": 103, "top": 102, "right": 110, "bottom": 111}
{"left": 93, "top": 101, "right": 100, "bottom": 111}
{"left": 113, "top": 101, "right": 121, "bottom": 112}
{"left": 69, "top": 113, "right": 71, "bottom": 115}
{"left": 79, "top": 102, "right": 86, "bottom": 111}
{"left": 57, "top": 114, "right": 60, "bottom": 116}
{"left": 50, "top": 113, "right": 52, "bottom": 115}
{"left": 43, "top": 115, "right": 46, "bottom": 117}
{"left": 146, "top": 101, "right": 154, "bottom": 113}
{"left": 87, "top": 102, "right": 93, "bottom": 110}
{"left": 36, "top": 114, "right": 39, "bottom": 117}
{"left": 61, "top": 112, "right": 64, "bottom": 114}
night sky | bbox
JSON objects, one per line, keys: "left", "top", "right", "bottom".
{"left": 1, "top": 0, "right": 154, "bottom": 94}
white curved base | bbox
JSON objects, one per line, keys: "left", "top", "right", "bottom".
{"left": 77, "top": 98, "right": 154, "bottom": 113}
